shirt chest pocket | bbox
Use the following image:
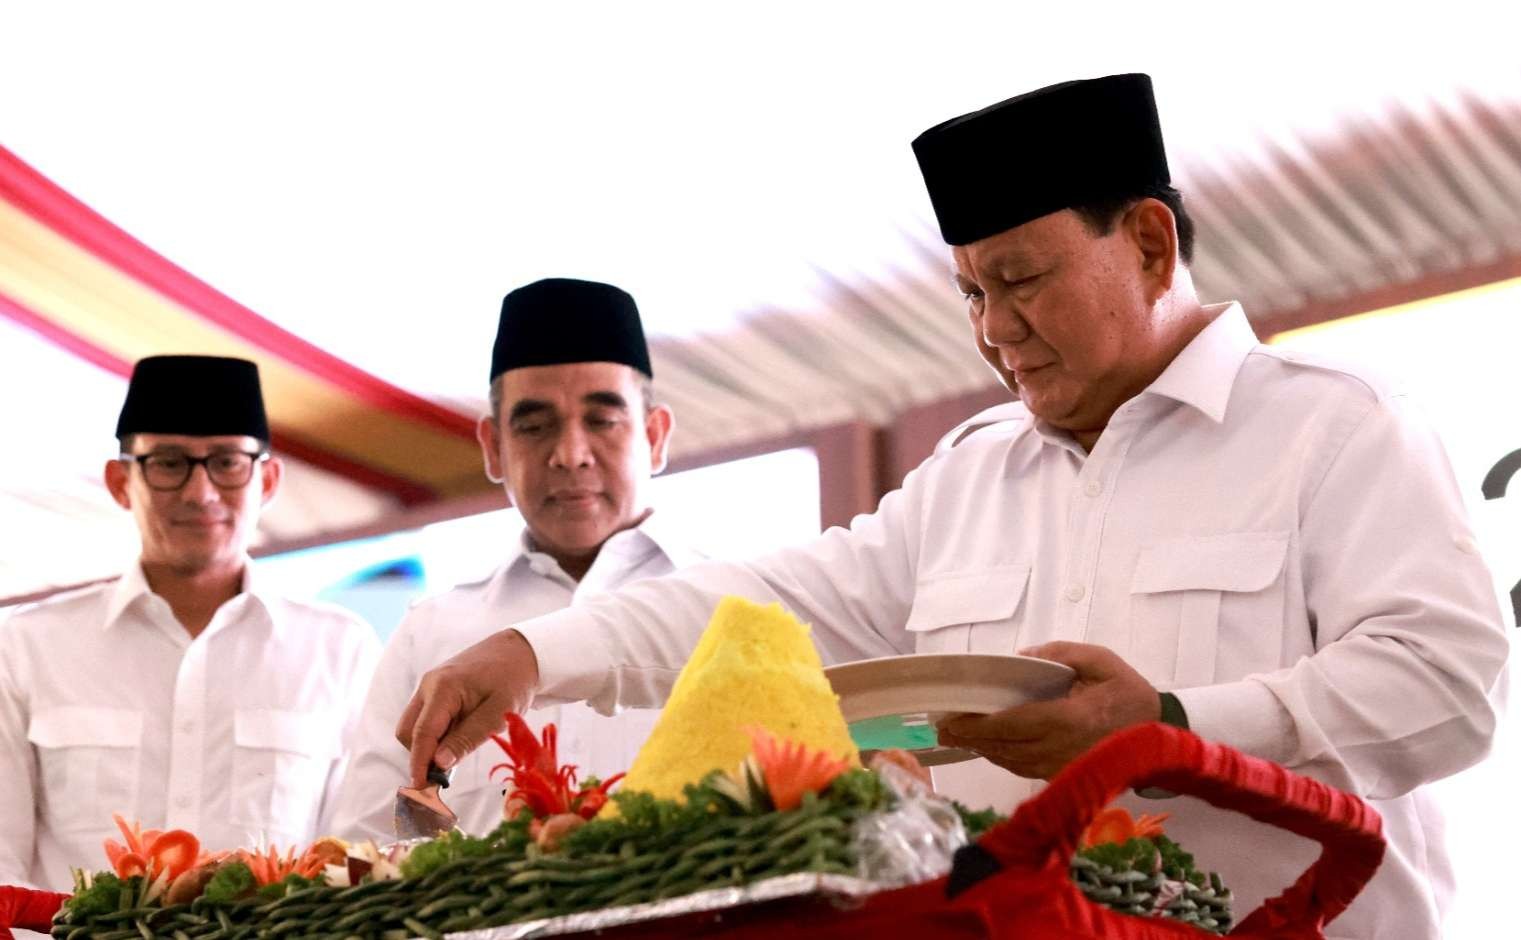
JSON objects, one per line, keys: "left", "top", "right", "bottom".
{"left": 1128, "top": 532, "right": 1290, "bottom": 689}
{"left": 231, "top": 709, "right": 338, "bottom": 840}
{"left": 905, "top": 564, "right": 1032, "bottom": 655}
{"left": 27, "top": 707, "right": 143, "bottom": 833}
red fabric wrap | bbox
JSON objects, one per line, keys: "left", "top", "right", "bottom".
{"left": 960, "top": 721, "right": 1387, "bottom": 937}
{"left": 619, "top": 723, "right": 1386, "bottom": 939}
{"left": 0, "top": 886, "right": 68, "bottom": 939}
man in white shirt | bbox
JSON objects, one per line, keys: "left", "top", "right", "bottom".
{"left": 332, "top": 278, "right": 701, "bottom": 841}
{"left": 0, "top": 355, "right": 380, "bottom": 896}
{"left": 394, "top": 76, "right": 1507, "bottom": 938}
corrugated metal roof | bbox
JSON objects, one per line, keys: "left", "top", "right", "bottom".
{"left": 644, "top": 87, "right": 1521, "bottom": 468}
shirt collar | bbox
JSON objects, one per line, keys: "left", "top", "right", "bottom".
{"left": 102, "top": 562, "right": 155, "bottom": 631}
{"left": 1140, "top": 302, "right": 1258, "bottom": 424}
{"left": 102, "top": 557, "right": 268, "bottom": 632}
{"left": 235, "top": 562, "right": 276, "bottom": 624}
{"left": 628, "top": 509, "right": 708, "bottom": 569}
{"left": 512, "top": 509, "right": 706, "bottom": 582}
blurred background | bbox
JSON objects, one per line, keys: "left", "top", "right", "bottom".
{"left": 2, "top": 1, "right": 1519, "bottom": 931}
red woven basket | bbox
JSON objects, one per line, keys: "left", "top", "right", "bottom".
{"left": 688, "top": 722, "right": 1385, "bottom": 939}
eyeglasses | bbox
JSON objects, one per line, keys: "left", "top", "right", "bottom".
{"left": 120, "top": 450, "right": 269, "bottom": 491}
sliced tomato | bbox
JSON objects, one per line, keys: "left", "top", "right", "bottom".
{"left": 146, "top": 830, "right": 201, "bottom": 881}
{"left": 112, "top": 851, "right": 149, "bottom": 880}
{"left": 102, "top": 838, "right": 127, "bottom": 868}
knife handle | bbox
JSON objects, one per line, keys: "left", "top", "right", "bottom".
{"left": 427, "top": 763, "right": 452, "bottom": 789}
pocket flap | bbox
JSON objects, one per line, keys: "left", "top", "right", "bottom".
{"left": 27, "top": 707, "right": 143, "bottom": 748}
{"left": 234, "top": 708, "right": 338, "bottom": 759}
{"left": 1131, "top": 532, "right": 1290, "bottom": 595}
{"left": 905, "top": 564, "right": 1032, "bottom": 632}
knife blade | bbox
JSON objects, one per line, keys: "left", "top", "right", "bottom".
{"left": 394, "top": 764, "right": 457, "bottom": 840}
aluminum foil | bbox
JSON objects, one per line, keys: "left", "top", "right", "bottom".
{"left": 851, "top": 759, "right": 970, "bottom": 887}
{"left": 442, "top": 872, "right": 882, "bottom": 939}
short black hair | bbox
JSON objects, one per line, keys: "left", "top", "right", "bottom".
{"left": 488, "top": 374, "right": 658, "bottom": 425}
{"left": 1070, "top": 183, "right": 1195, "bottom": 266}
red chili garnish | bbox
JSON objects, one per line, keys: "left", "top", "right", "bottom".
{"left": 489, "top": 713, "right": 624, "bottom": 820}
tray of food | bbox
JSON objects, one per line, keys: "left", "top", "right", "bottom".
{"left": 38, "top": 597, "right": 1238, "bottom": 940}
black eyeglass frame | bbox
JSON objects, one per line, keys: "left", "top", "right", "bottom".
{"left": 118, "top": 449, "right": 270, "bottom": 491}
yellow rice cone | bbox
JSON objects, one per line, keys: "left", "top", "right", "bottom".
{"left": 615, "top": 596, "right": 859, "bottom": 805}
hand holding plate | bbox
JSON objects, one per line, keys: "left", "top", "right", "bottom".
{"left": 936, "top": 641, "right": 1160, "bottom": 780}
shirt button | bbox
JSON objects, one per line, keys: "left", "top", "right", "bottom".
{"left": 1065, "top": 584, "right": 1086, "bottom": 603}
{"left": 179, "top": 721, "right": 194, "bottom": 734}
{"left": 1084, "top": 480, "right": 1102, "bottom": 497}
{"left": 175, "top": 795, "right": 192, "bottom": 809}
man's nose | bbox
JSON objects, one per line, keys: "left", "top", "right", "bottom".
{"left": 549, "top": 424, "right": 594, "bottom": 469}
{"left": 981, "top": 298, "right": 1033, "bottom": 347}
{"left": 179, "top": 463, "right": 220, "bottom": 503}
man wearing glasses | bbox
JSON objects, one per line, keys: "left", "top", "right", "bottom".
{"left": 0, "top": 355, "right": 379, "bottom": 898}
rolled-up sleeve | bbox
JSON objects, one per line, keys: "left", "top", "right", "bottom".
{"left": 1180, "top": 393, "right": 1510, "bottom": 798}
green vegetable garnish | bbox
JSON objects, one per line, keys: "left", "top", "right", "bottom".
{"left": 202, "top": 861, "right": 256, "bottom": 904}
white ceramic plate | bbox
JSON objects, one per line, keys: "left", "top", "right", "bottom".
{"left": 825, "top": 653, "right": 1075, "bottom": 765}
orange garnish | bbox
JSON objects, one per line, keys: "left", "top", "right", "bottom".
{"left": 1133, "top": 812, "right": 1169, "bottom": 839}
{"left": 1081, "top": 806, "right": 1171, "bottom": 848}
{"left": 102, "top": 816, "right": 200, "bottom": 882}
{"left": 238, "top": 844, "right": 327, "bottom": 887}
{"left": 111, "top": 815, "right": 148, "bottom": 856}
{"left": 745, "top": 726, "right": 851, "bottom": 812}
{"left": 148, "top": 831, "right": 201, "bottom": 881}
{"left": 112, "top": 851, "right": 149, "bottom": 880}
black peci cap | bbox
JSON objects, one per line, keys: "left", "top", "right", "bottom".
{"left": 115, "top": 355, "right": 270, "bottom": 442}
{"left": 490, "top": 278, "right": 652, "bottom": 382}
{"left": 912, "top": 73, "right": 1170, "bottom": 246}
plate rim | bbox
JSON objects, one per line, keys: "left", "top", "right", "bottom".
{"left": 823, "top": 651, "right": 1077, "bottom": 679}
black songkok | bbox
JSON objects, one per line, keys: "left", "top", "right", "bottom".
{"left": 912, "top": 73, "right": 1170, "bottom": 246}
{"left": 490, "top": 278, "right": 653, "bottom": 382}
{"left": 115, "top": 355, "right": 270, "bottom": 442}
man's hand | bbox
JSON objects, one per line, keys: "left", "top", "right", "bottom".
{"left": 937, "top": 641, "right": 1160, "bottom": 779}
{"left": 395, "top": 629, "right": 540, "bottom": 787}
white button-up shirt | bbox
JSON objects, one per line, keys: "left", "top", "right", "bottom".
{"left": 509, "top": 305, "right": 1507, "bottom": 940}
{"left": 0, "top": 562, "right": 380, "bottom": 893}
{"left": 331, "top": 513, "right": 703, "bottom": 842}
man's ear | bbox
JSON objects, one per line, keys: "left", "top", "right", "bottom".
{"left": 104, "top": 458, "right": 132, "bottom": 510}
{"left": 1126, "top": 197, "right": 1179, "bottom": 300}
{"left": 645, "top": 404, "right": 675, "bottom": 475}
{"left": 477, "top": 414, "right": 506, "bottom": 484}
{"left": 259, "top": 454, "right": 284, "bottom": 508}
